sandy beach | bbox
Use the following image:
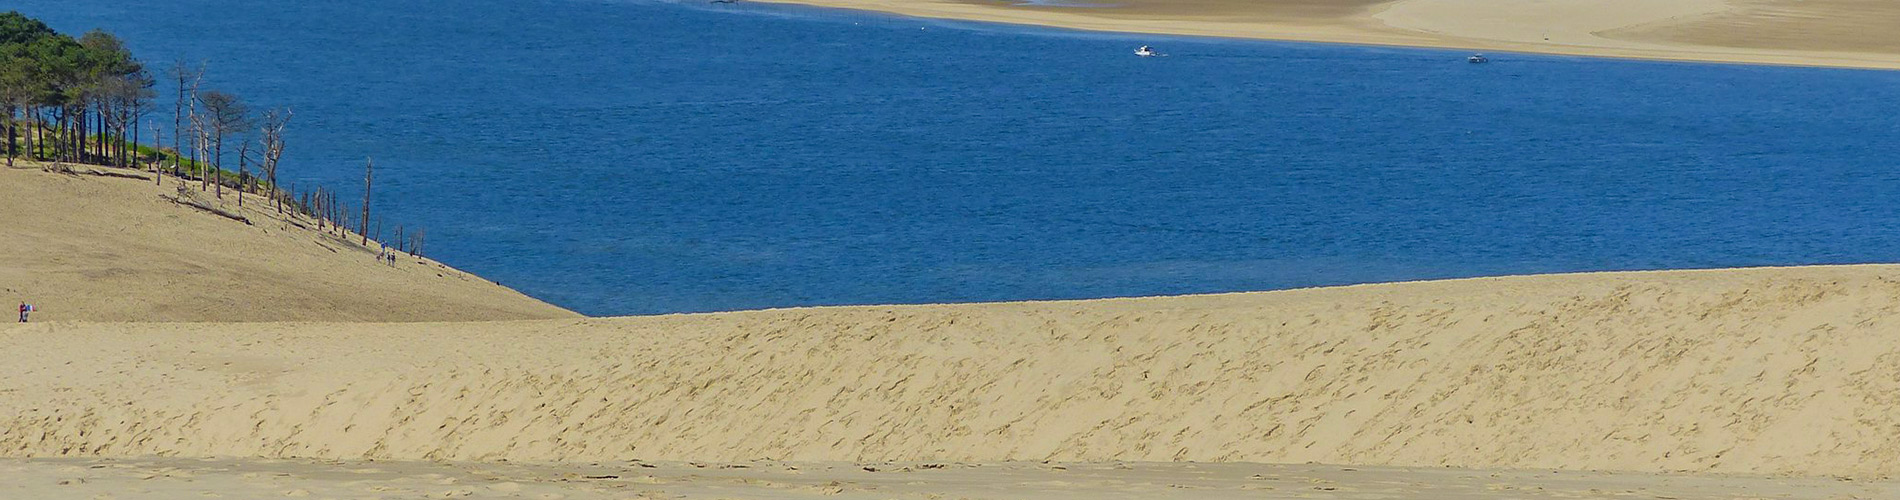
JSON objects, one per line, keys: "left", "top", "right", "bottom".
{"left": 747, "top": 0, "right": 1900, "bottom": 70}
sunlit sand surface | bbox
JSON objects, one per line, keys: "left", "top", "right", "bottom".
{"left": 6, "top": 458, "right": 1892, "bottom": 499}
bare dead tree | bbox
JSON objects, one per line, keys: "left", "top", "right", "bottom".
{"left": 168, "top": 60, "right": 195, "bottom": 174}
{"left": 326, "top": 190, "right": 337, "bottom": 232}
{"left": 257, "top": 108, "right": 290, "bottom": 212}
{"left": 360, "top": 157, "right": 373, "bottom": 246}
{"left": 170, "top": 60, "right": 204, "bottom": 179}
{"left": 236, "top": 140, "right": 251, "bottom": 207}
{"left": 197, "top": 90, "right": 248, "bottom": 199}
{"left": 124, "top": 87, "right": 151, "bottom": 170}
{"left": 188, "top": 100, "right": 209, "bottom": 190}
{"left": 149, "top": 122, "right": 163, "bottom": 185}
{"left": 332, "top": 192, "right": 342, "bottom": 234}
{"left": 314, "top": 187, "right": 327, "bottom": 231}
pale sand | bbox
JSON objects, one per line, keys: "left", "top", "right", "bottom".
{"left": 5, "top": 458, "right": 1892, "bottom": 500}
{"left": 10, "top": 265, "right": 1900, "bottom": 478}
{"left": 0, "top": 164, "right": 576, "bottom": 322}
{"left": 749, "top": 0, "right": 1900, "bottom": 69}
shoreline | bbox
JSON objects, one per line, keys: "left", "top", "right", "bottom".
{"left": 743, "top": 0, "right": 1900, "bottom": 71}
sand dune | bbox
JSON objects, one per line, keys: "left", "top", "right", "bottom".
{"left": 0, "top": 164, "right": 575, "bottom": 322}
{"left": 753, "top": 0, "right": 1900, "bottom": 69}
{"left": 8, "top": 264, "right": 1900, "bottom": 477}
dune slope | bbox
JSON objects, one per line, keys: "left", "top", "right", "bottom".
{"left": 0, "top": 164, "right": 576, "bottom": 322}
{"left": 6, "top": 265, "right": 1900, "bottom": 476}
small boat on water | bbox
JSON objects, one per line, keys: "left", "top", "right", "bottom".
{"left": 1135, "top": 45, "right": 1162, "bottom": 57}
{"left": 1467, "top": 53, "right": 1489, "bottom": 63}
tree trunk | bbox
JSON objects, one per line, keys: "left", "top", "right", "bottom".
{"left": 130, "top": 116, "right": 140, "bottom": 171}
{"left": 4, "top": 108, "right": 13, "bottom": 167}
{"left": 24, "top": 108, "right": 36, "bottom": 161}
{"left": 361, "top": 158, "right": 374, "bottom": 246}
{"left": 93, "top": 109, "right": 103, "bottom": 165}
{"left": 213, "top": 128, "right": 223, "bottom": 199}
{"left": 33, "top": 108, "right": 45, "bottom": 160}
{"left": 53, "top": 108, "right": 64, "bottom": 162}
{"left": 173, "top": 85, "right": 182, "bottom": 173}
{"left": 237, "top": 143, "right": 249, "bottom": 207}
{"left": 151, "top": 124, "right": 163, "bottom": 185}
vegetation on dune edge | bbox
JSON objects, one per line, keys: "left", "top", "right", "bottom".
{"left": 2, "top": 11, "right": 427, "bottom": 256}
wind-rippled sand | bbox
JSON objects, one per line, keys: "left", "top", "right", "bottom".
{"left": 5, "top": 458, "right": 1890, "bottom": 499}
{"left": 12, "top": 266, "right": 1900, "bottom": 480}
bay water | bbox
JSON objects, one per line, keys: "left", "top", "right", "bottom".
{"left": 14, "top": 0, "right": 1900, "bottom": 315}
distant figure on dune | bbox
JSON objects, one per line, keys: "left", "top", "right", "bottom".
{"left": 17, "top": 302, "right": 32, "bottom": 323}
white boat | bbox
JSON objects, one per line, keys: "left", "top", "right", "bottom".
{"left": 1135, "top": 46, "right": 1161, "bottom": 57}
{"left": 1467, "top": 53, "right": 1488, "bottom": 63}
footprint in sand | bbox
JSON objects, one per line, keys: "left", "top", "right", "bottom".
{"left": 808, "top": 481, "right": 847, "bottom": 495}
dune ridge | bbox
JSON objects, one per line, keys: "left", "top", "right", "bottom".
{"left": 6, "top": 265, "right": 1900, "bottom": 477}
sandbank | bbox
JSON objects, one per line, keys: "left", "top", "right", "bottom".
{"left": 747, "top": 0, "right": 1900, "bottom": 70}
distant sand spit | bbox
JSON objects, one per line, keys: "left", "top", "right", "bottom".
{"left": 7, "top": 265, "right": 1900, "bottom": 476}
{"left": 750, "top": 0, "right": 1900, "bottom": 70}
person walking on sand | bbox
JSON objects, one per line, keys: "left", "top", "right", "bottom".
{"left": 17, "top": 302, "right": 32, "bottom": 323}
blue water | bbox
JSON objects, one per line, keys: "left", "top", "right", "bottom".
{"left": 14, "top": 0, "right": 1900, "bottom": 315}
